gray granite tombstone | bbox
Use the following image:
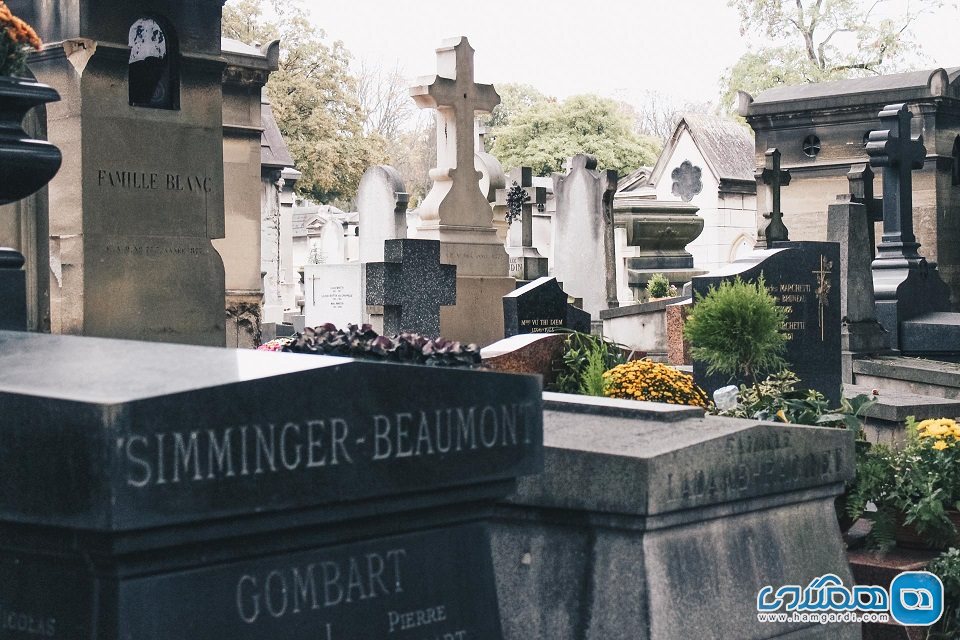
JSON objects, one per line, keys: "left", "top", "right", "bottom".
{"left": 12, "top": 0, "right": 228, "bottom": 346}
{"left": 503, "top": 276, "right": 591, "bottom": 338}
{"left": 365, "top": 239, "right": 457, "bottom": 337}
{"left": 491, "top": 394, "right": 857, "bottom": 640}
{"left": 692, "top": 241, "right": 842, "bottom": 405}
{"left": 0, "top": 330, "right": 543, "bottom": 640}
{"left": 866, "top": 103, "right": 953, "bottom": 351}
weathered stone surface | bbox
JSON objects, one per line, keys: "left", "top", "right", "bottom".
{"left": 482, "top": 333, "right": 565, "bottom": 385}
{"left": 492, "top": 393, "right": 857, "bottom": 640}
{"left": 666, "top": 299, "right": 693, "bottom": 365}
{"left": 357, "top": 164, "right": 408, "bottom": 264}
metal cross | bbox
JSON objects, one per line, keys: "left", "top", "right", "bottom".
{"left": 866, "top": 103, "right": 926, "bottom": 261}
{"left": 756, "top": 148, "right": 791, "bottom": 248}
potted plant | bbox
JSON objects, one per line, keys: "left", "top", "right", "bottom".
{"left": 849, "top": 417, "right": 960, "bottom": 551}
{"left": 1, "top": 2, "right": 61, "bottom": 205}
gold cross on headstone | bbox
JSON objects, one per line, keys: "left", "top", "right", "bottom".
{"left": 411, "top": 37, "right": 500, "bottom": 227}
{"left": 812, "top": 255, "right": 833, "bottom": 342}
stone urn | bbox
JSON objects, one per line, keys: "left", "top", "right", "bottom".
{"left": 0, "top": 76, "right": 62, "bottom": 206}
{"left": 612, "top": 194, "right": 707, "bottom": 297}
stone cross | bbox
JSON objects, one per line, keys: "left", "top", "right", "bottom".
{"left": 866, "top": 103, "right": 926, "bottom": 262}
{"left": 410, "top": 37, "right": 500, "bottom": 228}
{"left": 365, "top": 239, "right": 457, "bottom": 337}
{"left": 495, "top": 167, "right": 548, "bottom": 282}
{"left": 756, "top": 148, "right": 791, "bottom": 248}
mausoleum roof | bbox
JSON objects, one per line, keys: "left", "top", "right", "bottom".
{"left": 649, "top": 114, "right": 755, "bottom": 192}
{"left": 261, "top": 97, "right": 295, "bottom": 171}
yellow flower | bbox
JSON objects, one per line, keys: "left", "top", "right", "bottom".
{"left": 933, "top": 440, "right": 949, "bottom": 451}
{"left": 776, "top": 409, "right": 790, "bottom": 423}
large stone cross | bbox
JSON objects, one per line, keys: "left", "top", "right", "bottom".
{"left": 365, "top": 239, "right": 457, "bottom": 337}
{"left": 411, "top": 37, "right": 500, "bottom": 228}
{"left": 866, "top": 103, "right": 926, "bottom": 261}
{"left": 756, "top": 148, "right": 791, "bottom": 248}
{"left": 497, "top": 167, "right": 547, "bottom": 248}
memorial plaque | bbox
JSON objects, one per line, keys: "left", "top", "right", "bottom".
{"left": 692, "top": 241, "right": 841, "bottom": 404}
{"left": 303, "top": 264, "right": 363, "bottom": 329}
{"left": 503, "top": 277, "right": 590, "bottom": 338}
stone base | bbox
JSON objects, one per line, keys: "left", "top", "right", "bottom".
{"left": 852, "top": 356, "right": 960, "bottom": 400}
{"left": 440, "top": 275, "right": 515, "bottom": 347}
{"left": 666, "top": 299, "right": 693, "bottom": 365}
{"left": 225, "top": 291, "right": 262, "bottom": 349}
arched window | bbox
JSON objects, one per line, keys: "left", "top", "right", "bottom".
{"left": 128, "top": 17, "right": 179, "bottom": 109}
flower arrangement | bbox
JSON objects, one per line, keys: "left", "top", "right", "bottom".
{"left": 0, "top": 2, "right": 42, "bottom": 77}
{"left": 504, "top": 181, "right": 529, "bottom": 225}
{"left": 258, "top": 323, "right": 482, "bottom": 368}
{"left": 603, "top": 359, "right": 709, "bottom": 408}
{"left": 848, "top": 416, "right": 960, "bottom": 551}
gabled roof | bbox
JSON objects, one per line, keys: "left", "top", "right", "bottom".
{"left": 648, "top": 114, "right": 755, "bottom": 191}
{"left": 742, "top": 67, "right": 960, "bottom": 116}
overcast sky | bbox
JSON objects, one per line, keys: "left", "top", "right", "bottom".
{"left": 307, "top": 0, "right": 960, "bottom": 108}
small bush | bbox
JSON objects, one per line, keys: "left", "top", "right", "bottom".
{"left": 549, "top": 332, "right": 628, "bottom": 396}
{"left": 928, "top": 548, "right": 960, "bottom": 639}
{"left": 683, "top": 275, "right": 788, "bottom": 383}
{"left": 603, "top": 360, "right": 709, "bottom": 408}
{"left": 646, "top": 273, "right": 671, "bottom": 299}
{"left": 266, "top": 323, "right": 481, "bottom": 368}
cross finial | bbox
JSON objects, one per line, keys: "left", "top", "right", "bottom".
{"left": 757, "top": 148, "right": 791, "bottom": 248}
{"left": 410, "top": 37, "right": 500, "bottom": 227}
{"left": 866, "top": 103, "right": 926, "bottom": 261}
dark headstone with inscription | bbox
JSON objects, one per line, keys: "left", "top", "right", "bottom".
{"left": 503, "top": 277, "right": 591, "bottom": 338}
{"left": 692, "top": 241, "right": 842, "bottom": 404}
{"left": 0, "top": 331, "right": 543, "bottom": 639}
{"left": 9, "top": 0, "right": 228, "bottom": 345}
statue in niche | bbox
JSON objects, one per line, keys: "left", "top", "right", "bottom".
{"left": 671, "top": 160, "right": 703, "bottom": 202}
{"left": 128, "top": 18, "right": 177, "bottom": 109}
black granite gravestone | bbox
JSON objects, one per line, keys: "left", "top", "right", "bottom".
{"left": 365, "top": 239, "right": 456, "bottom": 337}
{"left": 0, "top": 331, "right": 542, "bottom": 640}
{"left": 692, "top": 241, "right": 842, "bottom": 405}
{"left": 503, "top": 277, "right": 591, "bottom": 338}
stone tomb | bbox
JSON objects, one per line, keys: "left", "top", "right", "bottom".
{"left": 302, "top": 263, "right": 363, "bottom": 329}
{"left": 491, "top": 394, "right": 857, "bottom": 640}
{"left": 13, "top": 0, "right": 228, "bottom": 346}
{"left": 692, "top": 241, "right": 842, "bottom": 404}
{"left": 0, "top": 331, "right": 542, "bottom": 639}
{"left": 503, "top": 276, "right": 590, "bottom": 338}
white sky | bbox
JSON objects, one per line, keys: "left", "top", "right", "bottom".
{"left": 304, "top": 0, "right": 960, "bottom": 108}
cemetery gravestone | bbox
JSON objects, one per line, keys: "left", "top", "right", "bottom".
{"left": 692, "top": 242, "right": 842, "bottom": 404}
{"left": 410, "top": 37, "right": 515, "bottom": 346}
{"left": 357, "top": 165, "right": 409, "bottom": 264}
{"left": 754, "top": 148, "right": 791, "bottom": 248}
{"left": 495, "top": 167, "right": 548, "bottom": 284}
{"left": 503, "top": 277, "right": 591, "bottom": 338}
{"left": 303, "top": 263, "right": 363, "bottom": 329}
{"left": 0, "top": 330, "right": 543, "bottom": 639}
{"left": 366, "top": 239, "right": 457, "bottom": 337}
{"left": 16, "top": 0, "right": 228, "bottom": 346}
{"left": 552, "top": 154, "right": 618, "bottom": 321}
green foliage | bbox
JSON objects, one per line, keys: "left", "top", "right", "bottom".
{"left": 489, "top": 94, "right": 661, "bottom": 177}
{"left": 850, "top": 417, "right": 960, "bottom": 552}
{"left": 646, "top": 273, "right": 671, "bottom": 299}
{"left": 484, "top": 83, "right": 551, "bottom": 132}
{"left": 549, "top": 332, "right": 629, "bottom": 396}
{"left": 721, "top": 0, "right": 943, "bottom": 111}
{"left": 927, "top": 548, "right": 960, "bottom": 639}
{"left": 683, "top": 276, "right": 788, "bottom": 383}
{"left": 222, "top": 0, "right": 386, "bottom": 202}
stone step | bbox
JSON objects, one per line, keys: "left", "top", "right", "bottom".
{"left": 852, "top": 355, "right": 960, "bottom": 400}
{"left": 844, "top": 383, "right": 960, "bottom": 445}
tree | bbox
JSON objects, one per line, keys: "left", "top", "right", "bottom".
{"left": 489, "top": 94, "right": 661, "bottom": 177}
{"left": 355, "top": 60, "right": 415, "bottom": 142}
{"left": 484, "top": 83, "right": 552, "bottom": 131}
{"left": 222, "top": 0, "right": 386, "bottom": 202}
{"left": 722, "top": 0, "right": 945, "bottom": 110}
{"left": 629, "top": 91, "right": 716, "bottom": 142}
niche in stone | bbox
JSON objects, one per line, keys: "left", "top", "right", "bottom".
{"left": 128, "top": 17, "right": 179, "bottom": 109}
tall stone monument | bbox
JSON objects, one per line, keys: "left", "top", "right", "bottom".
{"left": 12, "top": 1, "right": 227, "bottom": 346}
{"left": 410, "top": 37, "right": 515, "bottom": 346}
{"left": 552, "top": 154, "right": 618, "bottom": 322}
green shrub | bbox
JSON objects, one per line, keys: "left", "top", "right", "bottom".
{"left": 646, "top": 273, "right": 671, "bottom": 299}
{"left": 928, "top": 548, "right": 960, "bottom": 639}
{"left": 683, "top": 275, "right": 788, "bottom": 383}
{"left": 549, "top": 331, "right": 629, "bottom": 396}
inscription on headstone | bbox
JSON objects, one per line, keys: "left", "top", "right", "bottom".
{"left": 693, "top": 242, "right": 841, "bottom": 404}
{"left": 503, "top": 277, "right": 590, "bottom": 338}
